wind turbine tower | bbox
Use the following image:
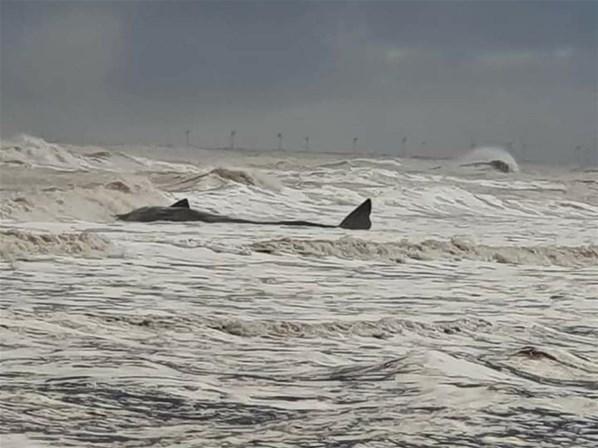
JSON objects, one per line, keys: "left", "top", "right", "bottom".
{"left": 230, "top": 130, "right": 236, "bottom": 150}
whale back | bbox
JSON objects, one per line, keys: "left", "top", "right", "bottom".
{"left": 118, "top": 197, "right": 372, "bottom": 229}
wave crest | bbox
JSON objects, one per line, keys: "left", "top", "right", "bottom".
{"left": 0, "top": 230, "right": 113, "bottom": 261}
{"left": 459, "top": 146, "right": 520, "bottom": 173}
{"left": 1, "top": 135, "right": 200, "bottom": 174}
{"left": 0, "top": 134, "right": 96, "bottom": 171}
{"left": 158, "top": 167, "right": 282, "bottom": 192}
{"left": 318, "top": 158, "right": 403, "bottom": 170}
{"left": 0, "top": 168, "right": 168, "bottom": 221}
{"left": 251, "top": 236, "right": 598, "bottom": 266}
{"left": 85, "top": 312, "right": 491, "bottom": 340}
{"left": 205, "top": 316, "right": 491, "bottom": 339}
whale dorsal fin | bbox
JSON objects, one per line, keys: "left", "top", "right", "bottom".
{"left": 170, "top": 198, "right": 190, "bottom": 208}
{"left": 339, "top": 198, "right": 372, "bottom": 230}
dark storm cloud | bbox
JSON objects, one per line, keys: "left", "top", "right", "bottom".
{"left": 1, "top": 0, "right": 596, "bottom": 162}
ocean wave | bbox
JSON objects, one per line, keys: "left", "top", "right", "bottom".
{"left": 318, "top": 158, "right": 403, "bottom": 170}
{"left": 459, "top": 146, "right": 520, "bottom": 173}
{"left": 157, "top": 167, "right": 282, "bottom": 192}
{"left": 479, "top": 346, "right": 598, "bottom": 388}
{"left": 206, "top": 316, "right": 491, "bottom": 340}
{"left": 0, "top": 134, "right": 97, "bottom": 171}
{"left": 0, "top": 171, "right": 168, "bottom": 221}
{"left": 378, "top": 184, "right": 598, "bottom": 219}
{"left": 123, "top": 154, "right": 200, "bottom": 174}
{"left": 251, "top": 236, "right": 598, "bottom": 266}
{"left": 1, "top": 135, "right": 200, "bottom": 174}
{"left": 74, "top": 312, "right": 491, "bottom": 340}
{"left": 0, "top": 230, "right": 113, "bottom": 261}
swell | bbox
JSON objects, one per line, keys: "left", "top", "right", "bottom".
{"left": 206, "top": 316, "right": 485, "bottom": 339}
{"left": 1, "top": 135, "right": 95, "bottom": 171}
{"left": 1, "top": 135, "right": 200, "bottom": 174}
{"left": 3, "top": 310, "right": 490, "bottom": 340}
{"left": 251, "top": 236, "right": 598, "bottom": 266}
{"left": 5, "top": 310, "right": 595, "bottom": 389}
{"left": 479, "top": 346, "right": 598, "bottom": 390}
{"left": 155, "top": 167, "right": 282, "bottom": 192}
{"left": 458, "top": 146, "right": 520, "bottom": 173}
{"left": 0, "top": 230, "right": 113, "bottom": 261}
{"left": 317, "top": 158, "right": 403, "bottom": 170}
{"left": 0, "top": 170, "right": 168, "bottom": 222}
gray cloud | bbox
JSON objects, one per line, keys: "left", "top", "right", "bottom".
{"left": 1, "top": 0, "right": 596, "bottom": 162}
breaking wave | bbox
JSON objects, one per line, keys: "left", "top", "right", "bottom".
{"left": 0, "top": 230, "right": 113, "bottom": 261}
{"left": 205, "top": 316, "right": 490, "bottom": 339}
{"left": 0, "top": 134, "right": 98, "bottom": 171}
{"left": 459, "top": 146, "right": 520, "bottom": 173}
{"left": 0, "top": 134, "right": 199, "bottom": 173}
{"left": 156, "top": 167, "right": 282, "bottom": 192}
{"left": 86, "top": 312, "right": 492, "bottom": 340}
{"left": 318, "top": 158, "right": 403, "bottom": 170}
{"left": 0, "top": 174, "right": 168, "bottom": 222}
{"left": 251, "top": 236, "right": 598, "bottom": 266}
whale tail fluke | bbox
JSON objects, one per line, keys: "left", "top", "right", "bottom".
{"left": 170, "top": 198, "right": 190, "bottom": 208}
{"left": 339, "top": 198, "right": 372, "bottom": 230}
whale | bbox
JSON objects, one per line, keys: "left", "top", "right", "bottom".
{"left": 116, "top": 198, "right": 372, "bottom": 230}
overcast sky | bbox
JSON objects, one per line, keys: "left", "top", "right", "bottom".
{"left": 1, "top": 0, "right": 596, "bottom": 161}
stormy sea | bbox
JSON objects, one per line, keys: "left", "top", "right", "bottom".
{"left": 1, "top": 134, "right": 597, "bottom": 447}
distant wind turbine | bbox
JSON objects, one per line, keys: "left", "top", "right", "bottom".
{"left": 230, "top": 130, "right": 236, "bottom": 150}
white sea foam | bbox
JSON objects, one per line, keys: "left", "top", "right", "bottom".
{"left": 156, "top": 167, "right": 282, "bottom": 192}
{"left": 0, "top": 169, "right": 169, "bottom": 221}
{"left": 251, "top": 236, "right": 598, "bottom": 266}
{"left": 459, "top": 146, "right": 520, "bottom": 172}
{"left": 1, "top": 135, "right": 597, "bottom": 448}
{"left": 1, "top": 134, "right": 201, "bottom": 174}
{"left": 0, "top": 134, "right": 98, "bottom": 171}
{"left": 0, "top": 229, "right": 113, "bottom": 260}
